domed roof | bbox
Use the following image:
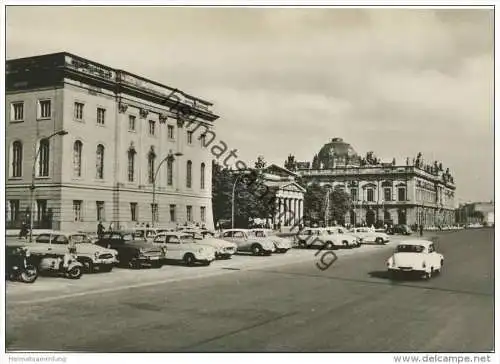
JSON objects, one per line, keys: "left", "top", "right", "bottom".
{"left": 316, "top": 138, "right": 360, "bottom": 168}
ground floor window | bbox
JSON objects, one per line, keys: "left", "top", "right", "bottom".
{"left": 151, "top": 203, "right": 159, "bottom": 223}
{"left": 170, "top": 204, "right": 176, "bottom": 222}
{"left": 200, "top": 206, "right": 206, "bottom": 223}
{"left": 96, "top": 201, "right": 105, "bottom": 221}
{"left": 36, "top": 199, "right": 47, "bottom": 222}
{"left": 130, "top": 202, "right": 138, "bottom": 222}
{"left": 186, "top": 205, "right": 192, "bottom": 222}
{"left": 8, "top": 200, "right": 19, "bottom": 222}
{"left": 73, "top": 200, "right": 83, "bottom": 222}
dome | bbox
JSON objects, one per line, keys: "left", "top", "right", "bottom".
{"left": 316, "top": 137, "right": 360, "bottom": 168}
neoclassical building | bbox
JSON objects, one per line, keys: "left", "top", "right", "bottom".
{"left": 6, "top": 52, "right": 219, "bottom": 232}
{"left": 285, "top": 138, "right": 456, "bottom": 228}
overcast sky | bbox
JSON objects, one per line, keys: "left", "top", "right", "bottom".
{"left": 6, "top": 6, "right": 494, "bottom": 203}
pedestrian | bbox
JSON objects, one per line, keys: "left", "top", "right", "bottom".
{"left": 108, "top": 222, "right": 113, "bottom": 231}
{"left": 419, "top": 224, "right": 424, "bottom": 237}
{"left": 18, "top": 221, "right": 28, "bottom": 239}
{"left": 97, "top": 221, "right": 104, "bottom": 239}
{"left": 63, "top": 235, "right": 77, "bottom": 270}
{"left": 146, "top": 223, "right": 150, "bottom": 228}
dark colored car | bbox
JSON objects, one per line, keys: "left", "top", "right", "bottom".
{"left": 390, "top": 224, "right": 412, "bottom": 235}
{"left": 95, "top": 231, "right": 166, "bottom": 269}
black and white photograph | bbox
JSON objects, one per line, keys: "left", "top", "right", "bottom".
{"left": 1, "top": 2, "right": 496, "bottom": 363}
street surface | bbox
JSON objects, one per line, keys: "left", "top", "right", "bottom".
{"left": 6, "top": 229, "right": 494, "bottom": 352}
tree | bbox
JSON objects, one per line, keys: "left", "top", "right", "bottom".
{"left": 304, "top": 182, "right": 326, "bottom": 225}
{"left": 328, "top": 188, "right": 351, "bottom": 225}
{"left": 211, "top": 161, "right": 233, "bottom": 226}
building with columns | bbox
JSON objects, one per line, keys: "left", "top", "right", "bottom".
{"left": 260, "top": 165, "right": 305, "bottom": 228}
{"left": 6, "top": 52, "right": 219, "bottom": 232}
{"left": 285, "top": 138, "right": 456, "bottom": 228}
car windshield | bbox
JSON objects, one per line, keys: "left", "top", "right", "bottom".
{"left": 397, "top": 245, "right": 425, "bottom": 253}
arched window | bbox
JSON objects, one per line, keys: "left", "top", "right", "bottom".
{"left": 73, "top": 141, "right": 83, "bottom": 177}
{"left": 127, "top": 148, "right": 136, "bottom": 182}
{"left": 11, "top": 140, "right": 23, "bottom": 177}
{"left": 200, "top": 163, "right": 206, "bottom": 189}
{"left": 186, "top": 160, "right": 192, "bottom": 188}
{"left": 148, "top": 150, "right": 156, "bottom": 184}
{"left": 96, "top": 144, "right": 104, "bottom": 179}
{"left": 38, "top": 139, "right": 50, "bottom": 177}
{"left": 167, "top": 158, "right": 174, "bottom": 186}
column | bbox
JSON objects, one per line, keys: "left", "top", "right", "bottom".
{"left": 287, "top": 198, "right": 292, "bottom": 226}
{"left": 279, "top": 197, "right": 285, "bottom": 226}
{"left": 299, "top": 199, "right": 304, "bottom": 226}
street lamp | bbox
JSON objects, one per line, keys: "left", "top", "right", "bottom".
{"left": 231, "top": 170, "right": 254, "bottom": 229}
{"left": 29, "top": 129, "right": 68, "bottom": 242}
{"left": 152, "top": 149, "right": 183, "bottom": 226}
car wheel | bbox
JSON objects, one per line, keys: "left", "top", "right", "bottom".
{"left": 325, "top": 241, "right": 334, "bottom": 250}
{"left": 375, "top": 237, "right": 383, "bottom": 245}
{"left": 66, "top": 266, "right": 83, "bottom": 279}
{"left": 251, "top": 244, "right": 262, "bottom": 256}
{"left": 184, "top": 253, "right": 195, "bottom": 266}
{"left": 20, "top": 265, "right": 38, "bottom": 283}
{"left": 298, "top": 240, "right": 307, "bottom": 249}
{"left": 342, "top": 241, "right": 349, "bottom": 249}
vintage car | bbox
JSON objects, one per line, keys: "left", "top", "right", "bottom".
{"left": 132, "top": 227, "right": 158, "bottom": 242}
{"left": 95, "top": 230, "right": 165, "bottom": 269}
{"left": 349, "top": 227, "right": 390, "bottom": 244}
{"left": 389, "top": 224, "right": 412, "bottom": 235}
{"left": 152, "top": 232, "right": 216, "bottom": 266}
{"left": 28, "top": 231, "right": 118, "bottom": 273}
{"left": 295, "top": 228, "right": 347, "bottom": 249}
{"left": 386, "top": 240, "right": 444, "bottom": 280}
{"left": 248, "top": 228, "right": 292, "bottom": 253}
{"left": 324, "top": 226, "right": 361, "bottom": 248}
{"left": 219, "top": 229, "right": 275, "bottom": 255}
{"left": 181, "top": 229, "right": 237, "bottom": 259}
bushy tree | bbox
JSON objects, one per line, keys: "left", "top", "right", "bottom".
{"left": 304, "top": 183, "right": 351, "bottom": 226}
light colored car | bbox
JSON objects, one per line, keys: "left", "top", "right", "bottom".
{"left": 29, "top": 231, "right": 118, "bottom": 272}
{"left": 295, "top": 228, "right": 344, "bottom": 249}
{"left": 350, "top": 227, "right": 390, "bottom": 244}
{"left": 325, "top": 226, "right": 361, "bottom": 248}
{"left": 219, "top": 229, "right": 275, "bottom": 255}
{"left": 386, "top": 240, "right": 444, "bottom": 280}
{"left": 153, "top": 232, "right": 216, "bottom": 266}
{"left": 182, "top": 229, "right": 237, "bottom": 259}
{"left": 248, "top": 228, "right": 292, "bottom": 253}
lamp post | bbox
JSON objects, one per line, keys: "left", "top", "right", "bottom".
{"left": 151, "top": 150, "right": 183, "bottom": 227}
{"left": 231, "top": 170, "right": 253, "bottom": 229}
{"left": 29, "top": 129, "right": 68, "bottom": 243}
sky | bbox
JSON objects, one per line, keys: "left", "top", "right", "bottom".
{"left": 5, "top": 6, "right": 494, "bottom": 203}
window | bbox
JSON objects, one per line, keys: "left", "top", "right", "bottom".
{"left": 148, "top": 151, "right": 156, "bottom": 184}
{"left": 73, "top": 141, "right": 83, "bottom": 177}
{"left": 130, "top": 202, "right": 138, "bottom": 222}
{"left": 127, "top": 149, "right": 136, "bottom": 182}
{"left": 186, "top": 160, "right": 192, "bottom": 188}
{"left": 169, "top": 204, "right": 176, "bottom": 222}
{"left": 200, "top": 206, "right": 206, "bottom": 222}
{"left": 151, "top": 203, "right": 159, "bottom": 223}
{"left": 96, "top": 144, "right": 105, "bottom": 179}
{"left": 168, "top": 125, "right": 175, "bottom": 139}
{"left": 38, "top": 139, "right": 50, "bottom": 177}
{"left": 149, "top": 120, "right": 156, "bottom": 136}
{"left": 384, "top": 188, "right": 392, "bottom": 202}
{"left": 187, "top": 131, "right": 193, "bottom": 144}
{"left": 186, "top": 205, "right": 192, "bottom": 222}
{"left": 11, "top": 140, "right": 23, "bottom": 177}
{"left": 73, "top": 200, "right": 83, "bottom": 222}
{"left": 367, "top": 188, "right": 374, "bottom": 202}
{"left": 200, "top": 163, "right": 206, "bottom": 189}
{"left": 97, "top": 108, "right": 106, "bottom": 125}
{"left": 38, "top": 100, "right": 51, "bottom": 119}
{"left": 398, "top": 187, "right": 406, "bottom": 201}
{"left": 129, "top": 115, "right": 136, "bottom": 131}
{"left": 350, "top": 188, "right": 358, "bottom": 202}
{"left": 74, "top": 102, "right": 84, "bottom": 121}
{"left": 167, "top": 158, "right": 174, "bottom": 186}
{"left": 96, "top": 201, "right": 105, "bottom": 221}
{"left": 200, "top": 134, "right": 206, "bottom": 147}
{"left": 11, "top": 102, "right": 24, "bottom": 121}
{"left": 36, "top": 200, "right": 47, "bottom": 222}
{"left": 9, "top": 200, "right": 19, "bottom": 222}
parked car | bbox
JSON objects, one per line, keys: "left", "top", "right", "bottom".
{"left": 5, "top": 243, "right": 38, "bottom": 283}
{"left": 219, "top": 229, "right": 275, "bottom": 255}
{"left": 386, "top": 240, "right": 444, "bottom": 280}
{"left": 248, "top": 228, "right": 292, "bottom": 253}
{"left": 95, "top": 230, "right": 165, "bottom": 269}
{"left": 349, "top": 227, "right": 390, "bottom": 244}
{"left": 181, "top": 229, "right": 237, "bottom": 259}
{"left": 295, "top": 228, "right": 344, "bottom": 249}
{"left": 324, "top": 226, "right": 361, "bottom": 248}
{"left": 389, "top": 224, "right": 412, "bottom": 235}
{"left": 132, "top": 227, "right": 158, "bottom": 242}
{"left": 28, "top": 231, "right": 118, "bottom": 273}
{"left": 152, "top": 232, "right": 216, "bottom": 266}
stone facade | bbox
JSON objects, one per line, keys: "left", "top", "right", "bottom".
{"left": 6, "top": 52, "right": 219, "bottom": 232}
{"left": 286, "top": 138, "right": 457, "bottom": 228}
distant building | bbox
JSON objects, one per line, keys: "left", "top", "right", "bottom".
{"left": 456, "top": 201, "right": 494, "bottom": 226}
{"left": 6, "top": 52, "right": 219, "bottom": 232}
{"left": 285, "top": 137, "right": 457, "bottom": 228}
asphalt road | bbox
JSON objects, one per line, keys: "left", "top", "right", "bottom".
{"left": 6, "top": 229, "right": 494, "bottom": 352}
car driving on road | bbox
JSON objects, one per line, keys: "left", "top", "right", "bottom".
{"left": 324, "top": 226, "right": 361, "bottom": 248}
{"left": 386, "top": 240, "right": 444, "bottom": 280}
